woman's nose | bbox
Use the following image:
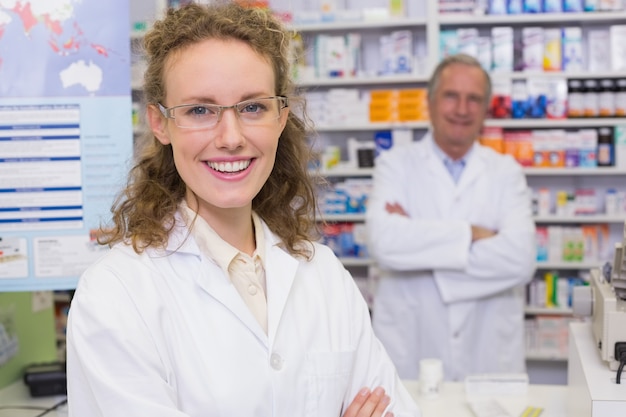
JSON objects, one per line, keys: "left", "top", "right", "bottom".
{"left": 213, "top": 108, "right": 245, "bottom": 150}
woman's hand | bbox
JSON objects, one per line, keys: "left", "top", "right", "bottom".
{"left": 342, "top": 386, "right": 393, "bottom": 417}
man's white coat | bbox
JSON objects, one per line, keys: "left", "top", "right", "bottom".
{"left": 366, "top": 133, "right": 537, "bottom": 381}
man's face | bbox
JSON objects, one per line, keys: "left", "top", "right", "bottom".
{"left": 429, "top": 63, "right": 488, "bottom": 159}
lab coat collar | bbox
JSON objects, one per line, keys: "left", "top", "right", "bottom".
{"left": 163, "top": 210, "right": 300, "bottom": 346}
{"left": 422, "top": 132, "right": 487, "bottom": 194}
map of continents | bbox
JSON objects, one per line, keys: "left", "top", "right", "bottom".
{"left": 0, "top": 0, "right": 130, "bottom": 97}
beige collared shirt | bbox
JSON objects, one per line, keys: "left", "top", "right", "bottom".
{"left": 181, "top": 203, "right": 268, "bottom": 334}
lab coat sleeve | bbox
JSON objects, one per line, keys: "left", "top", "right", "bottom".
{"left": 66, "top": 263, "right": 189, "bottom": 417}
{"left": 434, "top": 161, "right": 537, "bottom": 303}
{"left": 366, "top": 148, "right": 472, "bottom": 271}
{"left": 337, "top": 262, "right": 420, "bottom": 417}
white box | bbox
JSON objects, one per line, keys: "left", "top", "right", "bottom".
{"left": 522, "top": 27, "right": 544, "bottom": 71}
{"left": 477, "top": 36, "right": 492, "bottom": 71}
{"left": 457, "top": 27, "right": 479, "bottom": 58}
{"left": 610, "top": 25, "right": 626, "bottom": 71}
{"left": 562, "top": 27, "right": 584, "bottom": 72}
{"left": 491, "top": 26, "right": 514, "bottom": 72}
{"left": 588, "top": 30, "right": 611, "bottom": 72}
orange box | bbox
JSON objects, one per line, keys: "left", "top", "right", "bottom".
{"left": 398, "top": 110, "right": 422, "bottom": 122}
{"left": 369, "top": 109, "right": 396, "bottom": 122}
{"left": 370, "top": 90, "right": 398, "bottom": 101}
{"left": 369, "top": 102, "right": 396, "bottom": 111}
{"left": 398, "top": 89, "right": 427, "bottom": 100}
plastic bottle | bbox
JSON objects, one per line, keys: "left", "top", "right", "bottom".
{"left": 583, "top": 79, "right": 599, "bottom": 118}
{"left": 597, "top": 127, "right": 614, "bottom": 166}
{"left": 567, "top": 79, "right": 584, "bottom": 118}
{"left": 615, "top": 79, "right": 626, "bottom": 117}
{"left": 599, "top": 79, "right": 615, "bottom": 117}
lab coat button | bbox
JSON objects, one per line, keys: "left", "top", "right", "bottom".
{"left": 248, "top": 284, "right": 258, "bottom": 295}
{"left": 453, "top": 331, "right": 460, "bottom": 339}
{"left": 270, "top": 353, "right": 283, "bottom": 370}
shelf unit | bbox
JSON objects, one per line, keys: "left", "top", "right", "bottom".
{"left": 286, "top": 3, "right": 626, "bottom": 372}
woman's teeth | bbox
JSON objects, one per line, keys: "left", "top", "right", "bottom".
{"left": 208, "top": 160, "right": 251, "bottom": 173}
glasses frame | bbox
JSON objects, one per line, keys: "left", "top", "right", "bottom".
{"left": 157, "top": 96, "right": 289, "bottom": 129}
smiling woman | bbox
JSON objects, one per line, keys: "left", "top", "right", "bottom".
{"left": 64, "top": 2, "right": 420, "bottom": 417}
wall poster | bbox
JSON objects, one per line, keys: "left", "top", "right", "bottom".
{"left": 0, "top": 0, "right": 133, "bottom": 291}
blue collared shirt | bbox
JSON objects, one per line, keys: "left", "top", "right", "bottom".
{"left": 432, "top": 142, "right": 471, "bottom": 184}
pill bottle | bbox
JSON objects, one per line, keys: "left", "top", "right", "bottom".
{"left": 567, "top": 79, "right": 584, "bottom": 118}
{"left": 599, "top": 79, "right": 615, "bottom": 117}
{"left": 597, "top": 127, "right": 614, "bottom": 167}
{"left": 615, "top": 79, "right": 626, "bottom": 117}
{"left": 583, "top": 79, "right": 599, "bottom": 118}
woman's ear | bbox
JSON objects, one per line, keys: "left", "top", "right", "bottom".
{"left": 147, "top": 104, "right": 171, "bottom": 145}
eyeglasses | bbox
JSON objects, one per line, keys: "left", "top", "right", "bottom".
{"left": 158, "top": 96, "right": 288, "bottom": 129}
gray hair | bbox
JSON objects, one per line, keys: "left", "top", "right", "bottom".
{"left": 427, "top": 53, "right": 492, "bottom": 107}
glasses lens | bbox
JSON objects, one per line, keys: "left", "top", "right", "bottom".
{"left": 236, "top": 98, "right": 282, "bottom": 126}
{"left": 173, "top": 104, "right": 220, "bottom": 129}
{"left": 170, "top": 97, "right": 285, "bottom": 129}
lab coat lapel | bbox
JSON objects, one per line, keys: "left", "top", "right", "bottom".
{"left": 264, "top": 234, "right": 299, "bottom": 343}
{"left": 167, "top": 222, "right": 269, "bottom": 343}
{"left": 424, "top": 144, "right": 456, "bottom": 189}
{"left": 422, "top": 139, "right": 456, "bottom": 216}
{"left": 197, "top": 259, "right": 269, "bottom": 343}
{"left": 455, "top": 144, "right": 485, "bottom": 195}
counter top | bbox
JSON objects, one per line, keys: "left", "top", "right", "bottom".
{"left": 0, "top": 378, "right": 576, "bottom": 417}
{"left": 404, "top": 380, "right": 573, "bottom": 417}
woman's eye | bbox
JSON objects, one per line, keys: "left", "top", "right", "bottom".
{"left": 188, "top": 106, "right": 217, "bottom": 116}
{"left": 192, "top": 106, "right": 207, "bottom": 115}
{"left": 241, "top": 102, "right": 265, "bottom": 113}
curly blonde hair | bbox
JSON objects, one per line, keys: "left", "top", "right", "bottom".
{"left": 100, "top": 1, "right": 319, "bottom": 257}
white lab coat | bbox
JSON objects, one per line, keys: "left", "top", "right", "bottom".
{"left": 66, "top": 214, "right": 420, "bottom": 417}
{"left": 366, "top": 133, "right": 536, "bottom": 381}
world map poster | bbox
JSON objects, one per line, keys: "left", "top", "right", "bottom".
{"left": 0, "top": 0, "right": 134, "bottom": 291}
{"left": 0, "top": 0, "right": 130, "bottom": 97}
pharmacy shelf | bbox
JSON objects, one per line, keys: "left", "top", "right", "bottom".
{"left": 313, "top": 167, "right": 626, "bottom": 177}
{"left": 315, "top": 121, "right": 430, "bottom": 132}
{"left": 322, "top": 214, "right": 623, "bottom": 224}
{"left": 525, "top": 306, "right": 573, "bottom": 315}
{"left": 525, "top": 352, "right": 568, "bottom": 361}
{"left": 438, "top": 11, "right": 626, "bottom": 26}
{"left": 320, "top": 213, "right": 366, "bottom": 222}
{"left": 534, "top": 215, "right": 626, "bottom": 223}
{"left": 523, "top": 167, "right": 626, "bottom": 176}
{"left": 339, "top": 257, "right": 375, "bottom": 266}
{"left": 297, "top": 74, "right": 429, "bottom": 87}
{"left": 536, "top": 261, "right": 602, "bottom": 270}
{"left": 490, "top": 71, "right": 626, "bottom": 80}
{"left": 484, "top": 117, "right": 626, "bottom": 129}
{"left": 315, "top": 168, "right": 375, "bottom": 177}
{"left": 315, "top": 117, "right": 626, "bottom": 132}
{"left": 291, "top": 17, "right": 427, "bottom": 33}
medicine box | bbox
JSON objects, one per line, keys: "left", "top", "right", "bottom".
{"left": 610, "top": 25, "right": 626, "bottom": 72}
{"left": 542, "top": 28, "right": 561, "bottom": 71}
{"left": 457, "top": 28, "right": 479, "bottom": 58}
{"left": 491, "top": 27, "right": 514, "bottom": 72}
{"left": 561, "top": 27, "right": 583, "bottom": 72}
{"left": 522, "top": 27, "right": 544, "bottom": 71}
{"left": 588, "top": 30, "right": 611, "bottom": 72}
